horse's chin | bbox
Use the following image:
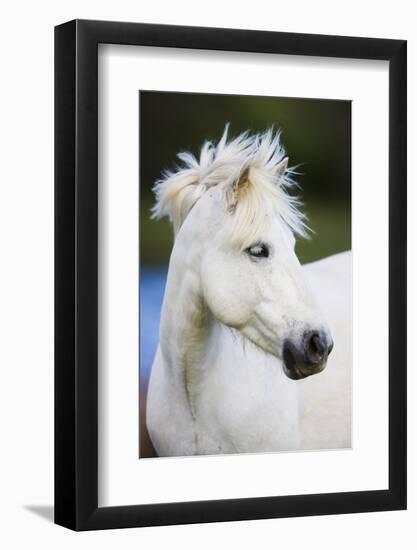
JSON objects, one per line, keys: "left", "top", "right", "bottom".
{"left": 282, "top": 363, "right": 327, "bottom": 381}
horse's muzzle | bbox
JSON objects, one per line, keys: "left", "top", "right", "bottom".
{"left": 282, "top": 330, "right": 333, "bottom": 380}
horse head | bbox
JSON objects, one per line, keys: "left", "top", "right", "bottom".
{"left": 152, "top": 126, "right": 333, "bottom": 379}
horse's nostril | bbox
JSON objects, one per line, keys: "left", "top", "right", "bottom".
{"left": 311, "top": 334, "right": 325, "bottom": 355}
{"left": 305, "top": 331, "right": 331, "bottom": 365}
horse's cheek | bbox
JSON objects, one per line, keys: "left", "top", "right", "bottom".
{"left": 205, "top": 283, "right": 250, "bottom": 327}
{"left": 201, "top": 257, "right": 251, "bottom": 327}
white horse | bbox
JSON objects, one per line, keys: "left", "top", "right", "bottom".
{"left": 146, "top": 127, "right": 351, "bottom": 457}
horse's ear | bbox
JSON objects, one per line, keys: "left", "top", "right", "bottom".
{"left": 235, "top": 165, "right": 250, "bottom": 192}
{"left": 226, "top": 165, "right": 250, "bottom": 213}
{"left": 276, "top": 157, "right": 288, "bottom": 182}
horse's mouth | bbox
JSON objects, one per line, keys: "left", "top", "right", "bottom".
{"left": 283, "top": 363, "right": 326, "bottom": 380}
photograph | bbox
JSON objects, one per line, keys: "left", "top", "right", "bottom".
{"left": 0, "top": 3, "right": 409, "bottom": 543}
{"left": 139, "top": 91, "right": 352, "bottom": 458}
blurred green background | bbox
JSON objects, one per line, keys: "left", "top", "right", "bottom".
{"left": 140, "top": 91, "right": 351, "bottom": 266}
{"left": 139, "top": 91, "right": 351, "bottom": 458}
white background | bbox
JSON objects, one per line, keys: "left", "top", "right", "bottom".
{"left": 0, "top": 1, "right": 415, "bottom": 548}
{"left": 99, "top": 46, "right": 389, "bottom": 506}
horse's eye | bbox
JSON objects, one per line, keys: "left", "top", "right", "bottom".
{"left": 246, "top": 243, "right": 269, "bottom": 259}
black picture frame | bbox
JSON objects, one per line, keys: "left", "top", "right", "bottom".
{"left": 55, "top": 19, "right": 407, "bottom": 531}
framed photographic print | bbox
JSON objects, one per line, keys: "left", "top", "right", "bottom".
{"left": 55, "top": 19, "right": 406, "bottom": 530}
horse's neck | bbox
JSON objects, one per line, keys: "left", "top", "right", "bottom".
{"left": 199, "top": 325, "right": 300, "bottom": 451}
{"left": 159, "top": 245, "right": 211, "bottom": 415}
{"left": 159, "top": 253, "right": 300, "bottom": 452}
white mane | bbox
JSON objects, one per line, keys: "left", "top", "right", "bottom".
{"left": 152, "top": 126, "right": 308, "bottom": 249}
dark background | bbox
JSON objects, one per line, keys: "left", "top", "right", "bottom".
{"left": 139, "top": 91, "right": 351, "bottom": 458}
{"left": 140, "top": 91, "right": 351, "bottom": 266}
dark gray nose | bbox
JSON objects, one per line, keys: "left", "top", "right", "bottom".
{"left": 282, "top": 330, "right": 333, "bottom": 380}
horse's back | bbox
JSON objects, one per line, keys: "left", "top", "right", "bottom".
{"left": 299, "top": 251, "right": 352, "bottom": 450}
